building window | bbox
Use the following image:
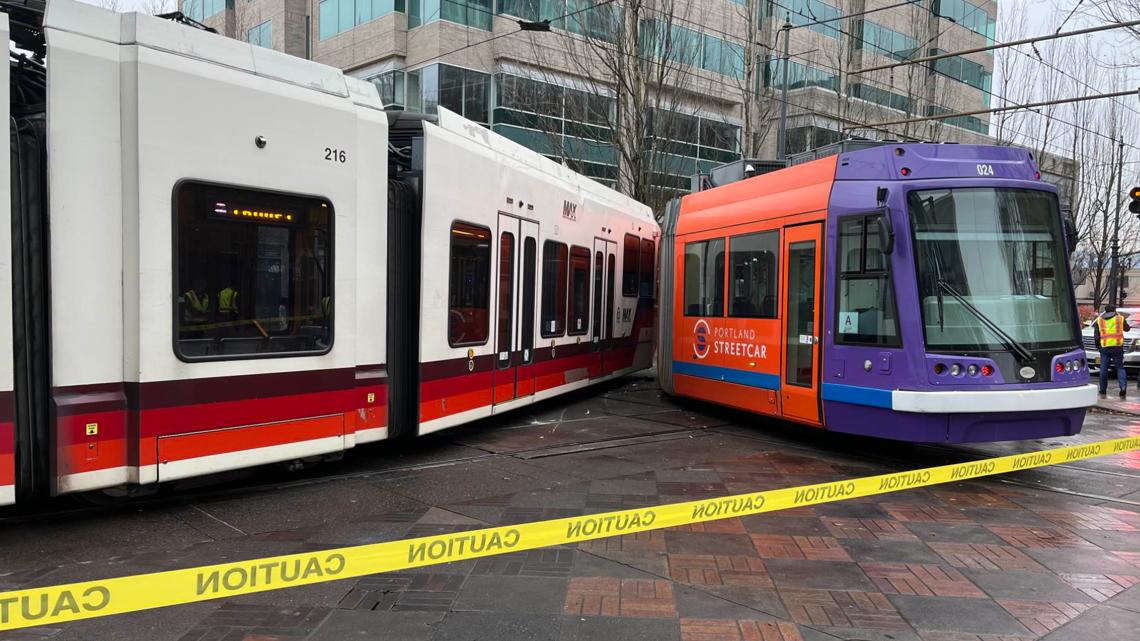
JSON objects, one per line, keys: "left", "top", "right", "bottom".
{"left": 639, "top": 19, "right": 745, "bottom": 79}
{"left": 785, "top": 126, "right": 841, "bottom": 155}
{"left": 849, "top": 83, "right": 914, "bottom": 114}
{"left": 367, "top": 70, "right": 406, "bottom": 109}
{"left": 448, "top": 222, "right": 492, "bottom": 346}
{"left": 492, "top": 73, "right": 617, "bottom": 187}
{"left": 410, "top": 0, "right": 492, "bottom": 30}
{"left": 782, "top": 0, "right": 842, "bottom": 39}
{"left": 407, "top": 64, "right": 490, "bottom": 124}
{"left": 855, "top": 20, "right": 917, "bottom": 60}
{"left": 174, "top": 182, "right": 333, "bottom": 360}
{"left": 541, "top": 241, "right": 568, "bottom": 337}
{"left": 729, "top": 231, "right": 778, "bottom": 318}
{"left": 933, "top": 0, "right": 996, "bottom": 43}
{"left": 836, "top": 214, "right": 901, "bottom": 346}
{"left": 319, "top": 0, "right": 406, "bottom": 40}
{"left": 684, "top": 238, "right": 725, "bottom": 317}
{"left": 568, "top": 246, "right": 591, "bottom": 335}
{"left": 183, "top": 0, "right": 227, "bottom": 23}
{"left": 498, "top": 1, "right": 616, "bottom": 40}
{"left": 247, "top": 20, "right": 272, "bottom": 48}
{"left": 644, "top": 109, "right": 742, "bottom": 196}
{"left": 622, "top": 234, "right": 640, "bottom": 297}
{"left": 930, "top": 49, "right": 993, "bottom": 103}
{"left": 925, "top": 105, "right": 988, "bottom": 134}
{"left": 764, "top": 58, "right": 839, "bottom": 92}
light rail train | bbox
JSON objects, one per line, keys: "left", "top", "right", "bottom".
{"left": 0, "top": 0, "right": 657, "bottom": 504}
{"left": 657, "top": 142, "right": 1097, "bottom": 442}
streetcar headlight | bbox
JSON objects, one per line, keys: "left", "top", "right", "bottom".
{"left": 1065, "top": 361, "right": 1073, "bottom": 372}
{"left": 950, "top": 363, "right": 962, "bottom": 376}
{"left": 967, "top": 364, "right": 979, "bottom": 377}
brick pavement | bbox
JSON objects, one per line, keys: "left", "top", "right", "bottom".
{"left": 2, "top": 379, "right": 1139, "bottom": 641}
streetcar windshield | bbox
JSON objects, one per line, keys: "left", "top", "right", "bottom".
{"left": 908, "top": 187, "right": 1079, "bottom": 352}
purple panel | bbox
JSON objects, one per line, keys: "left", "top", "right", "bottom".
{"left": 823, "top": 401, "right": 1088, "bottom": 443}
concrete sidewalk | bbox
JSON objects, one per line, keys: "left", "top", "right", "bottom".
{"left": 2, "top": 376, "right": 1139, "bottom": 641}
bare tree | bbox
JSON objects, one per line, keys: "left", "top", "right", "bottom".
{"left": 733, "top": 0, "right": 776, "bottom": 157}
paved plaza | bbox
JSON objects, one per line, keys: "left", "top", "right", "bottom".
{"left": 1, "top": 375, "right": 1138, "bottom": 641}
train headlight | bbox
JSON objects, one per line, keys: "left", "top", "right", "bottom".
{"left": 950, "top": 363, "right": 962, "bottom": 376}
{"left": 967, "top": 364, "right": 979, "bottom": 377}
{"left": 1065, "top": 361, "right": 1074, "bottom": 372}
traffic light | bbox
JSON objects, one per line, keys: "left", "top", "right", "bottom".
{"left": 1131, "top": 187, "right": 1140, "bottom": 215}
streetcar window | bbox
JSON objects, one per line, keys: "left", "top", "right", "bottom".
{"left": 568, "top": 246, "right": 591, "bottom": 335}
{"left": 836, "top": 215, "right": 901, "bottom": 346}
{"left": 640, "top": 239, "right": 655, "bottom": 298}
{"left": 622, "top": 234, "right": 639, "bottom": 297}
{"left": 592, "top": 250, "right": 604, "bottom": 341}
{"left": 607, "top": 253, "right": 616, "bottom": 339}
{"left": 448, "top": 222, "right": 492, "bottom": 347}
{"left": 522, "top": 238, "right": 537, "bottom": 362}
{"left": 728, "top": 231, "right": 778, "bottom": 319}
{"left": 683, "top": 238, "right": 725, "bottom": 317}
{"left": 541, "top": 241, "right": 568, "bottom": 337}
{"left": 174, "top": 181, "right": 332, "bottom": 361}
{"left": 497, "top": 232, "right": 515, "bottom": 358}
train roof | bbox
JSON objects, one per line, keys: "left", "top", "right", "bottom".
{"left": 676, "top": 143, "right": 1045, "bottom": 236}
{"left": 44, "top": 0, "right": 384, "bottom": 111}
{"left": 434, "top": 109, "right": 655, "bottom": 226}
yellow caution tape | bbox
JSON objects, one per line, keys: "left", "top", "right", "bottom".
{"left": 1, "top": 435, "right": 1137, "bottom": 630}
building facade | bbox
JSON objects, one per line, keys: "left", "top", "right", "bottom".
{"left": 179, "top": 1, "right": 1037, "bottom": 197}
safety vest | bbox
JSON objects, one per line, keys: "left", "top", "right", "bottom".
{"left": 219, "top": 287, "right": 239, "bottom": 314}
{"left": 1098, "top": 314, "right": 1125, "bottom": 348}
{"left": 184, "top": 290, "right": 209, "bottom": 321}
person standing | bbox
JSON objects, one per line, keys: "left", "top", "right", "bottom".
{"left": 1095, "top": 304, "right": 1131, "bottom": 399}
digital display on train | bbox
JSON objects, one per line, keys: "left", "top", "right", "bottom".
{"left": 211, "top": 201, "right": 304, "bottom": 225}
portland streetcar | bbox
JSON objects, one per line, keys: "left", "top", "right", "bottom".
{"left": 657, "top": 142, "right": 1095, "bottom": 442}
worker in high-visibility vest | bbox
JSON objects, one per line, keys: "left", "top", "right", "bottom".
{"left": 218, "top": 284, "right": 240, "bottom": 322}
{"left": 1095, "top": 304, "right": 1131, "bottom": 399}
{"left": 181, "top": 280, "right": 210, "bottom": 326}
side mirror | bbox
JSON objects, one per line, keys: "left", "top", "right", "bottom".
{"left": 1061, "top": 210, "right": 1078, "bottom": 255}
{"left": 877, "top": 211, "right": 895, "bottom": 255}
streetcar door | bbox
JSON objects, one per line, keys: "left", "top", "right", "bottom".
{"left": 780, "top": 223, "right": 823, "bottom": 424}
{"left": 493, "top": 214, "right": 519, "bottom": 405}
{"left": 517, "top": 221, "right": 539, "bottom": 398}
{"left": 591, "top": 238, "right": 615, "bottom": 378}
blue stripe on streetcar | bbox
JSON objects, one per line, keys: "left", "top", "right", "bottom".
{"left": 672, "top": 361, "right": 781, "bottom": 391}
{"left": 821, "top": 383, "right": 894, "bottom": 409}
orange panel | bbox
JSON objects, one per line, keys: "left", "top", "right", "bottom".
{"left": 58, "top": 439, "right": 128, "bottom": 475}
{"left": 0, "top": 452, "right": 13, "bottom": 486}
{"left": 674, "top": 374, "right": 779, "bottom": 418}
{"left": 420, "top": 389, "right": 493, "bottom": 423}
{"left": 157, "top": 415, "right": 344, "bottom": 463}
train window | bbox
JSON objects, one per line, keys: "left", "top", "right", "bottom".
{"left": 541, "top": 241, "right": 568, "bottom": 337}
{"left": 728, "top": 231, "right": 778, "bottom": 318}
{"left": 174, "top": 181, "right": 332, "bottom": 361}
{"left": 607, "top": 253, "right": 616, "bottom": 339}
{"left": 448, "top": 222, "right": 492, "bottom": 347}
{"left": 522, "top": 238, "right": 537, "bottom": 362}
{"left": 683, "top": 238, "right": 725, "bottom": 317}
{"left": 640, "top": 239, "right": 655, "bottom": 298}
{"left": 568, "top": 246, "right": 591, "bottom": 335}
{"left": 497, "top": 232, "right": 515, "bottom": 362}
{"left": 592, "top": 250, "right": 604, "bottom": 341}
{"left": 622, "top": 234, "right": 639, "bottom": 297}
{"left": 835, "top": 215, "right": 901, "bottom": 347}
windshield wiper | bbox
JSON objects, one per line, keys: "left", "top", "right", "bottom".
{"left": 936, "top": 279, "right": 1035, "bottom": 363}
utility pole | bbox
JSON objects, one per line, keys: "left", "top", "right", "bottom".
{"left": 1111, "top": 136, "right": 1123, "bottom": 307}
{"left": 776, "top": 17, "right": 792, "bottom": 160}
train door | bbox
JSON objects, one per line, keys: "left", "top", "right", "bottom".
{"left": 591, "top": 238, "right": 616, "bottom": 377}
{"left": 494, "top": 213, "right": 538, "bottom": 405}
{"left": 780, "top": 223, "right": 823, "bottom": 424}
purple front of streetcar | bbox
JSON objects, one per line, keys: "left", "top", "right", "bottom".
{"left": 817, "top": 144, "right": 1094, "bottom": 443}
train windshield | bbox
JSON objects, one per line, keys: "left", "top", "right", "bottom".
{"left": 908, "top": 187, "right": 1078, "bottom": 353}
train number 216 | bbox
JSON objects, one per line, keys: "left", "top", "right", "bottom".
{"left": 325, "top": 147, "right": 347, "bottom": 163}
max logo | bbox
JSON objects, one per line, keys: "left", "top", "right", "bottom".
{"left": 693, "top": 320, "right": 710, "bottom": 359}
{"left": 562, "top": 201, "right": 578, "bottom": 221}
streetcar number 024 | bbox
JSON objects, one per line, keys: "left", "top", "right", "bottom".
{"left": 325, "top": 147, "right": 347, "bottom": 163}
{"left": 976, "top": 164, "right": 994, "bottom": 176}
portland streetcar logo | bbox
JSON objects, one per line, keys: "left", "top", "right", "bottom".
{"left": 693, "top": 320, "right": 710, "bottom": 359}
